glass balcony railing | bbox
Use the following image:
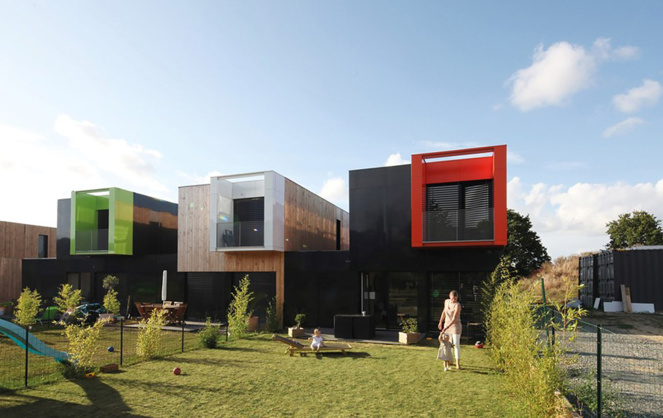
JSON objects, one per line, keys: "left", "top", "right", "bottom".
{"left": 217, "top": 221, "right": 264, "bottom": 248}
{"left": 75, "top": 229, "right": 109, "bottom": 252}
{"left": 423, "top": 208, "right": 494, "bottom": 242}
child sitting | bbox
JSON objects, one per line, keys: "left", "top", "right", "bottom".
{"left": 309, "top": 328, "right": 325, "bottom": 351}
{"left": 437, "top": 332, "right": 454, "bottom": 371}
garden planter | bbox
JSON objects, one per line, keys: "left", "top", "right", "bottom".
{"left": 288, "top": 327, "right": 306, "bottom": 338}
{"left": 399, "top": 332, "right": 421, "bottom": 345}
{"left": 247, "top": 315, "right": 259, "bottom": 332}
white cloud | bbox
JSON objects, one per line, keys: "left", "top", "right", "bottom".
{"left": 602, "top": 117, "right": 644, "bottom": 138}
{"left": 0, "top": 117, "right": 172, "bottom": 227}
{"left": 508, "top": 177, "right": 663, "bottom": 258}
{"left": 613, "top": 46, "right": 640, "bottom": 60}
{"left": 612, "top": 79, "right": 662, "bottom": 113}
{"left": 384, "top": 153, "right": 410, "bottom": 166}
{"left": 507, "top": 150, "right": 525, "bottom": 165}
{"left": 508, "top": 38, "right": 637, "bottom": 111}
{"left": 319, "top": 177, "right": 348, "bottom": 208}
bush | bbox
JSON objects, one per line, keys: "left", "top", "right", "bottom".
{"left": 227, "top": 275, "right": 253, "bottom": 340}
{"left": 484, "top": 277, "right": 565, "bottom": 416}
{"left": 294, "top": 313, "right": 306, "bottom": 328}
{"left": 399, "top": 317, "right": 418, "bottom": 333}
{"left": 199, "top": 318, "right": 221, "bottom": 348}
{"left": 265, "top": 298, "right": 280, "bottom": 332}
{"left": 14, "top": 288, "right": 42, "bottom": 327}
{"left": 54, "top": 284, "right": 82, "bottom": 314}
{"left": 103, "top": 288, "right": 121, "bottom": 315}
{"left": 137, "top": 308, "right": 167, "bottom": 359}
{"left": 63, "top": 319, "right": 106, "bottom": 375}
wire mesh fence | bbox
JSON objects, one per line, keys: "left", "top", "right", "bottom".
{"left": 0, "top": 319, "right": 221, "bottom": 391}
{"left": 543, "top": 309, "right": 663, "bottom": 417}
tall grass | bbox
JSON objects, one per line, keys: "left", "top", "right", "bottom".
{"left": 518, "top": 254, "right": 586, "bottom": 304}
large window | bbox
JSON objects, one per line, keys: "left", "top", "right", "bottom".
{"left": 38, "top": 235, "right": 48, "bottom": 258}
{"left": 218, "top": 197, "right": 265, "bottom": 247}
{"left": 424, "top": 180, "right": 493, "bottom": 242}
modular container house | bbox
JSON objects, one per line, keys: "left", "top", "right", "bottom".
{"left": 180, "top": 146, "right": 507, "bottom": 333}
{"left": 178, "top": 171, "right": 350, "bottom": 324}
{"left": 1, "top": 221, "right": 56, "bottom": 303}
{"left": 22, "top": 188, "right": 180, "bottom": 314}
{"left": 579, "top": 247, "right": 663, "bottom": 311}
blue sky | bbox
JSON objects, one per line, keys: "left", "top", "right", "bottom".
{"left": 1, "top": 1, "right": 662, "bottom": 259}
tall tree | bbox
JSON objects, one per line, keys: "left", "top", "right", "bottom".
{"left": 606, "top": 210, "right": 663, "bottom": 250}
{"left": 503, "top": 209, "right": 550, "bottom": 278}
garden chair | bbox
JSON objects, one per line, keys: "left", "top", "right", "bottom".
{"left": 272, "top": 334, "right": 353, "bottom": 356}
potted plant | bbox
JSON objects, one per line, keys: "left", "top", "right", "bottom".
{"left": 288, "top": 313, "right": 306, "bottom": 338}
{"left": 398, "top": 317, "right": 421, "bottom": 344}
{"left": 0, "top": 301, "right": 14, "bottom": 316}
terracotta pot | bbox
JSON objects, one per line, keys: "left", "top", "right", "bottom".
{"left": 247, "top": 315, "right": 259, "bottom": 332}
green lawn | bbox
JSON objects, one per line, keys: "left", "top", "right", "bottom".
{"left": 0, "top": 334, "right": 526, "bottom": 417}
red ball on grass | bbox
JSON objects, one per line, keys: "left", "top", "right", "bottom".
{"left": 173, "top": 367, "right": 181, "bottom": 375}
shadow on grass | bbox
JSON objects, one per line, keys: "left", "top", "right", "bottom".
{"left": 0, "top": 374, "right": 148, "bottom": 417}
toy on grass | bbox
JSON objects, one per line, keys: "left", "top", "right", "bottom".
{"left": 173, "top": 367, "right": 181, "bottom": 375}
{"left": 474, "top": 341, "right": 484, "bottom": 349}
{"left": 85, "top": 372, "right": 95, "bottom": 378}
{"left": 108, "top": 346, "right": 115, "bottom": 352}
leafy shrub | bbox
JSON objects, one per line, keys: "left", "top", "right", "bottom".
{"left": 227, "top": 275, "right": 253, "bottom": 340}
{"left": 199, "top": 317, "right": 221, "bottom": 348}
{"left": 294, "top": 313, "right": 306, "bottom": 328}
{"left": 399, "top": 317, "right": 418, "bottom": 334}
{"left": 14, "top": 288, "right": 42, "bottom": 327}
{"left": 102, "top": 274, "right": 119, "bottom": 290}
{"left": 63, "top": 319, "right": 106, "bottom": 375}
{"left": 54, "top": 284, "right": 82, "bottom": 314}
{"left": 103, "top": 288, "right": 121, "bottom": 315}
{"left": 265, "top": 298, "right": 280, "bottom": 332}
{"left": 137, "top": 308, "right": 167, "bottom": 359}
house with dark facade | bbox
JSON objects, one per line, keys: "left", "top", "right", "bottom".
{"left": 21, "top": 145, "right": 507, "bottom": 334}
{"left": 22, "top": 187, "right": 180, "bottom": 312}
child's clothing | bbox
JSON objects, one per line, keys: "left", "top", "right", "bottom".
{"left": 310, "top": 335, "right": 324, "bottom": 350}
{"left": 437, "top": 336, "right": 453, "bottom": 362}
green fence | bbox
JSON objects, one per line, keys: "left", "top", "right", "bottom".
{"left": 542, "top": 310, "right": 663, "bottom": 417}
{"left": 0, "top": 320, "right": 221, "bottom": 391}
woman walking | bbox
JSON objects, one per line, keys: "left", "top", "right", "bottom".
{"left": 438, "top": 290, "right": 462, "bottom": 369}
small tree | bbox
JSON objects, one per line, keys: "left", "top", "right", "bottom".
{"left": 63, "top": 319, "right": 106, "bottom": 375}
{"left": 265, "top": 297, "right": 280, "bottom": 332}
{"left": 14, "top": 288, "right": 42, "bottom": 327}
{"left": 227, "top": 274, "right": 253, "bottom": 340}
{"left": 199, "top": 317, "right": 221, "bottom": 349}
{"left": 294, "top": 313, "right": 306, "bottom": 329}
{"left": 102, "top": 274, "right": 119, "bottom": 291}
{"left": 137, "top": 308, "right": 167, "bottom": 359}
{"left": 54, "top": 284, "right": 82, "bottom": 314}
{"left": 606, "top": 210, "right": 663, "bottom": 249}
{"left": 103, "top": 288, "right": 121, "bottom": 315}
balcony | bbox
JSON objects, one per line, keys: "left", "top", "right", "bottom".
{"left": 74, "top": 229, "right": 109, "bottom": 252}
{"left": 423, "top": 208, "right": 494, "bottom": 242}
{"left": 216, "top": 221, "right": 264, "bottom": 248}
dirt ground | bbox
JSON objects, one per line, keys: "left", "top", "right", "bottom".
{"left": 584, "top": 310, "right": 663, "bottom": 343}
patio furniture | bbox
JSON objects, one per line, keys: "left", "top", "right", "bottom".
{"left": 272, "top": 334, "right": 353, "bottom": 356}
{"left": 135, "top": 302, "right": 187, "bottom": 324}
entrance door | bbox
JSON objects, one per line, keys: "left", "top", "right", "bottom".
{"left": 362, "top": 272, "right": 419, "bottom": 330}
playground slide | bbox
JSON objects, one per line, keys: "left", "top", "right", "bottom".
{"left": 0, "top": 318, "right": 70, "bottom": 362}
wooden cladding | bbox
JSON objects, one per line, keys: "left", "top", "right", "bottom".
{"left": 284, "top": 179, "right": 349, "bottom": 251}
{"left": 0, "top": 221, "right": 57, "bottom": 301}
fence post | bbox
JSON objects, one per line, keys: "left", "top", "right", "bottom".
{"left": 120, "top": 317, "right": 124, "bottom": 366}
{"left": 541, "top": 277, "right": 549, "bottom": 345}
{"left": 597, "top": 324, "right": 602, "bottom": 418}
{"left": 181, "top": 321, "right": 185, "bottom": 353}
{"left": 24, "top": 326, "right": 30, "bottom": 388}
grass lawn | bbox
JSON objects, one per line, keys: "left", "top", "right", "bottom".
{"left": 0, "top": 334, "right": 526, "bottom": 417}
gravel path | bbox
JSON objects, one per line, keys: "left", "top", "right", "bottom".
{"left": 564, "top": 324, "right": 663, "bottom": 417}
